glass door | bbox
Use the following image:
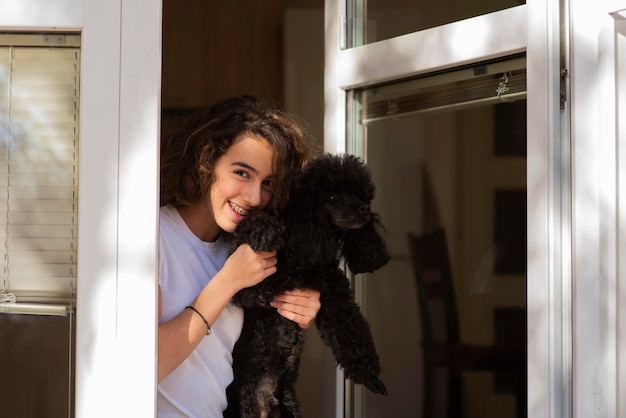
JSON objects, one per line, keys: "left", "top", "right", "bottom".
{"left": 325, "top": 1, "right": 567, "bottom": 417}
{"left": 347, "top": 56, "right": 527, "bottom": 418}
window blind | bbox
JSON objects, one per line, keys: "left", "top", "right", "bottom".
{"left": 0, "top": 34, "right": 80, "bottom": 302}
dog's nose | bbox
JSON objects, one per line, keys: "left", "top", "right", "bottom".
{"left": 359, "top": 204, "right": 370, "bottom": 214}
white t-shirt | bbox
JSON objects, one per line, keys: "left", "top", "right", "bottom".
{"left": 157, "top": 205, "right": 244, "bottom": 418}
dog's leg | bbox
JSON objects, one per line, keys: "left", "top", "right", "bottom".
{"left": 315, "top": 269, "right": 388, "bottom": 395}
{"left": 255, "top": 374, "right": 281, "bottom": 417}
{"left": 277, "top": 330, "right": 304, "bottom": 418}
{"left": 226, "top": 309, "right": 301, "bottom": 418}
{"left": 225, "top": 314, "right": 258, "bottom": 418}
{"left": 226, "top": 310, "right": 280, "bottom": 418}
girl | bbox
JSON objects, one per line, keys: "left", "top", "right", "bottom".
{"left": 157, "top": 95, "right": 321, "bottom": 417}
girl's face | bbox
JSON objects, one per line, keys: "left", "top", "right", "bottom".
{"left": 208, "top": 134, "right": 276, "bottom": 234}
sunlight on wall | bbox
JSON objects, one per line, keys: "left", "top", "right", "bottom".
{"left": 0, "top": 0, "right": 83, "bottom": 29}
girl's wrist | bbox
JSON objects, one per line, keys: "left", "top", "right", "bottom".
{"left": 206, "top": 271, "right": 239, "bottom": 300}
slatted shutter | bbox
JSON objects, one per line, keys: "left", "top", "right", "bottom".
{"left": 0, "top": 34, "right": 80, "bottom": 304}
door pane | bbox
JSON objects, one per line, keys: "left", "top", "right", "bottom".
{"left": 351, "top": 0, "right": 525, "bottom": 46}
{"left": 350, "top": 67, "right": 527, "bottom": 418}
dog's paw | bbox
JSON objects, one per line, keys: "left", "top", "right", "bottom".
{"left": 235, "top": 212, "right": 286, "bottom": 251}
{"left": 363, "top": 376, "right": 388, "bottom": 395}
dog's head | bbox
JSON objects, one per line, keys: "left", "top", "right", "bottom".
{"left": 288, "top": 154, "right": 390, "bottom": 273}
{"left": 291, "top": 153, "right": 375, "bottom": 226}
{"left": 323, "top": 192, "right": 371, "bottom": 231}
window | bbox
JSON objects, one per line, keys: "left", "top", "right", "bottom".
{"left": 0, "top": 33, "right": 80, "bottom": 308}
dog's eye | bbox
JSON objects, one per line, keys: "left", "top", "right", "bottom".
{"left": 329, "top": 194, "right": 337, "bottom": 201}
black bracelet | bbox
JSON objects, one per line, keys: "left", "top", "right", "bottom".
{"left": 185, "top": 305, "right": 212, "bottom": 335}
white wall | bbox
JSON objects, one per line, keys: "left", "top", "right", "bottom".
{"left": 569, "top": 2, "right": 626, "bottom": 416}
{"left": 0, "top": 1, "right": 161, "bottom": 417}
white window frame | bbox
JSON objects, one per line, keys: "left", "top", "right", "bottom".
{"left": 615, "top": 9, "right": 626, "bottom": 417}
{"left": 0, "top": 36, "right": 81, "bottom": 302}
{"left": 326, "top": 1, "right": 626, "bottom": 417}
{"left": 0, "top": 1, "right": 161, "bottom": 417}
{"left": 569, "top": 1, "right": 626, "bottom": 416}
{"left": 324, "top": 1, "right": 569, "bottom": 417}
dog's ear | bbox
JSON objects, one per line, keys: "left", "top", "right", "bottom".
{"left": 343, "top": 213, "right": 390, "bottom": 274}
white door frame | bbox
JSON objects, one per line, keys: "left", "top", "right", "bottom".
{"left": 0, "top": 1, "right": 161, "bottom": 417}
{"left": 324, "top": 2, "right": 570, "bottom": 417}
{"left": 569, "top": 2, "right": 626, "bottom": 417}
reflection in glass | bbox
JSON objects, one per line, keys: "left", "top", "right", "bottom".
{"left": 351, "top": 0, "right": 526, "bottom": 46}
{"left": 349, "top": 59, "right": 527, "bottom": 418}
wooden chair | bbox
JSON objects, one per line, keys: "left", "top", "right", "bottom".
{"left": 407, "top": 229, "right": 526, "bottom": 418}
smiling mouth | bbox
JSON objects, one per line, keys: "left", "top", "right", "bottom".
{"left": 229, "top": 202, "right": 249, "bottom": 216}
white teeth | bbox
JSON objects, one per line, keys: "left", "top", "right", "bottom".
{"left": 230, "top": 202, "right": 248, "bottom": 216}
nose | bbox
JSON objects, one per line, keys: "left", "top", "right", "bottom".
{"left": 243, "top": 182, "right": 263, "bottom": 208}
{"left": 359, "top": 204, "right": 370, "bottom": 214}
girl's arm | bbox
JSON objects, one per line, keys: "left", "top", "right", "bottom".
{"left": 157, "top": 244, "right": 277, "bottom": 382}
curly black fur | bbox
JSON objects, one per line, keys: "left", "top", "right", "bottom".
{"left": 223, "top": 154, "right": 390, "bottom": 418}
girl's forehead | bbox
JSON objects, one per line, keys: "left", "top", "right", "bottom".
{"left": 225, "top": 135, "right": 275, "bottom": 175}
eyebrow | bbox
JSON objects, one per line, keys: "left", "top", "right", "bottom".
{"left": 231, "top": 161, "right": 258, "bottom": 174}
{"left": 231, "top": 161, "right": 277, "bottom": 180}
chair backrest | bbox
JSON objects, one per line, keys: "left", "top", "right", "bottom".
{"left": 407, "top": 229, "right": 460, "bottom": 346}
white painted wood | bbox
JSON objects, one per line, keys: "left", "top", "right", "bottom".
{"left": 77, "top": 0, "right": 160, "bottom": 417}
{"left": 76, "top": 2, "right": 123, "bottom": 416}
{"left": 115, "top": 0, "right": 161, "bottom": 416}
{"left": 569, "top": 3, "right": 626, "bottom": 417}
{"left": 335, "top": 6, "right": 526, "bottom": 90}
{"left": 616, "top": 15, "right": 626, "bottom": 418}
{"left": 324, "top": 0, "right": 348, "bottom": 155}
{"left": 526, "top": 0, "right": 571, "bottom": 417}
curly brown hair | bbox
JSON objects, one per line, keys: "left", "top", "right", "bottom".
{"left": 160, "top": 95, "right": 313, "bottom": 215}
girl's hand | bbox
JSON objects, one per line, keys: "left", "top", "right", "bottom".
{"left": 222, "top": 243, "right": 278, "bottom": 291}
{"left": 271, "top": 289, "right": 321, "bottom": 329}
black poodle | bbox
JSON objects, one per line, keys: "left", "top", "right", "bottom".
{"left": 223, "top": 153, "right": 390, "bottom": 418}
